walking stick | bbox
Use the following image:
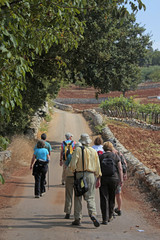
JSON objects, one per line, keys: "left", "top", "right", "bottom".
{"left": 48, "top": 165, "right": 49, "bottom": 190}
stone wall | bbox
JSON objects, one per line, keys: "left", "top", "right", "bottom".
{"left": 53, "top": 101, "right": 73, "bottom": 112}
{"left": 83, "top": 109, "right": 160, "bottom": 202}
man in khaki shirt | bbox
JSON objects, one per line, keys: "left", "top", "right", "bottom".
{"left": 69, "top": 133, "right": 102, "bottom": 227}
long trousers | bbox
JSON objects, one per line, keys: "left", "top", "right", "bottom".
{"left": 74, "top": 172, "right": 96, "bottom": 220}
{"left": 99, "top": 177, "right": 119, "bottom": 222}
{"left": 34, "top": 164, "right": 48, "bottom": 196}
{"left": 64, "top": 176, "right": 74, "bottom": 214}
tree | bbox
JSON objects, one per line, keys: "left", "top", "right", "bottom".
{"left": 0, "top": 0, "right": 145, "bottom": 123}
{"left": 59, "top": 6, "right": 151, "bottom": 96}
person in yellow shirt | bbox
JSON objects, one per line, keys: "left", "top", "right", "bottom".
{"left": 69, "top": 133, "right": 102, "bottom": 227}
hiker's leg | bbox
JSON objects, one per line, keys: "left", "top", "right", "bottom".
{"left": 74, "top": 195, "right": 82, "bottom": 220}
{"left": 108, "top": 179, "right": 118, "bottom": 218}
{"left": 83, "top": 172, "right": 97, "bottom": 216}
{"left": 34, "top": 173, "right": 41, "bottom": 196}
{"left": 40, "top": 164, "right": 48, "bottom": 194}
{"left": 115, "top": 186, "right": 122, "bottom": 210}
{"left": 99, "top": 184, "right": 109, "bottom": 222}
{"left": 64, "top": 176, "right": 74, "bottom": 214}
{"left": 62, "top": 162, "right": 66, "bottom": 184}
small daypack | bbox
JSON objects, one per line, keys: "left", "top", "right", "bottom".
{"left": 101, "top": 156, "right": 117, "bottom": 177}
{"left": 97, "top": 150, "right": 103, "bottom": 156}
{"left": 63, "top": 140, "right": 74, "bottom": 160}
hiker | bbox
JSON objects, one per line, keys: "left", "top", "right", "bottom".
{"left": 92, "top": 136, "right": 104, "bottom": 156}
{"left": 60, "top": 133, "right": 76, "bottom": 185}
{"left": 69, "top": 133, "right": 102, "bottom": 227}
{"left": 113, "top": 149, "right": 127, "bottom": 216}
{"left": 64, "top": 142, "right": 82, "bottom": 219}
{"left": 108, "top": 138, "right": 127, "bottom": 216}
{"left": 34, "top": 133, "right": 52, "bottom": 156}
{"left": 30, "top": 140, "right": 50, "bottom": 198}
{"left": 99, "top": 141, "right": 123, "bottom": 225}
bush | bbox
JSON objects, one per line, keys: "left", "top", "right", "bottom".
{"left": 0, "top": 136, "right": 10, "bottom": 151}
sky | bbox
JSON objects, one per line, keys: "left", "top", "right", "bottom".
{"left": 134, "top": 0, "right": 160, "bottom": 50}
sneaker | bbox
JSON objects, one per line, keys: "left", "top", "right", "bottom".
{"left": 108, "top": 216, "right": 114, "bottom": 222}
{"left": 40, "top": 192, "right": 45, "bottom": 197}
{"left": 90, "top": 215, "right": 100, "bottom": 227}
{"left": 115, "top": 208, "right": 122, "bottom": 216}
{"left": 72, "top": 219, "right": 81, "bottom": 226}
{"left": 35, "top": 195, "right": 40, "bottom": 198}
{"left": 101, "top": 220, "right": 107, "bottom": 225}
{"left": 64, "top": 214, "right": 70, "bottom": 219}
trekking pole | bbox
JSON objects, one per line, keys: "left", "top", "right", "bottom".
{"left": 48, "top": 165, "right": 49, "bottom": 190}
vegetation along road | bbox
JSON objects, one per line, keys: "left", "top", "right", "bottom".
{"left": 0, "top": 109, "right": 160, "bottom": 240}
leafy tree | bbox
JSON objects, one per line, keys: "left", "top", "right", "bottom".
{"left": 151, "top": 50, "right": 160, "bottom": 66}
{"left": 0, "top": 0, "right": 145, "bottom": 125}
{"left": 60, "top": 6, "right": 150, "bottom": 96}
{"left": 140, "top": 65, "right": 160, "bottom": 82}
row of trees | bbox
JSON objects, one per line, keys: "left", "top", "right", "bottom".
{"left": 0, "top": 0, "right": 150, "bottom": 137}
{"left": 100, "top": 96, "right": 160, "bottom": 124}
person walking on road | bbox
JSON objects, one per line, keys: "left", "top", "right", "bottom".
{"left": 30, "top": 140, "right": 50, "bottom": 198}
{"left": 99, "top": 141, "right": 123, "bottom": 225}
{"left": 108, "top": 138, "right": 127, "bottom": 216}
{"left": 40, "top": 133, "right": 52, "bottom": 156}
{"left": 64, "top": 142, "right": 82, "bottom": 219}
{"left": 60, "top": 133, "right": 76, "bottom": 185}
{"left": 92, "top": 136, "right": 104, "bottom": 156}
{"left": 69, "top": 133, "right": 102, "bottom": 227}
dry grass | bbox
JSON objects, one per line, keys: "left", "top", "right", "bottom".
{"left": 2, "top": 135, "right": 36, "bottom": 178}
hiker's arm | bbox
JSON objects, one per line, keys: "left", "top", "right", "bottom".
{"left": 60, "top": 149, "right": 63, "bottom": 166}
{"left": 30, "top": 154, "right": 36, "bottom": 170}
{"left": 117, "top": 161, "right": 123, "bottom": 186}
{"left": 95, "top": 176, "right": 101, "bottom": 189}
{"left": 47, "top": 154, "right": 50, "bottom": 162}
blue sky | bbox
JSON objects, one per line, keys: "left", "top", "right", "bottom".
{"left": 135, "top": 0, "right": 160, "bottom": 50}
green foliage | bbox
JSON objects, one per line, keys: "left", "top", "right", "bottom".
{"left": 140, "top": 66, "right": 160, "bottom": 82}
{"left": 0, "top": 0, "right": 86, "bottom": 121}
{"left": 0, "top": 0, "right": 147, "bottom": 134}
{"left": 0, "top": 136, "right": 9, "bottom": 151}
{"left": 60, "top": 5, "right": 150, "bottom": 96}
{"left": 100, "top": 96, "right": 160, "bottom": 124}
{"left": 94, "top": 122, "right": 106, "bottom": 134}
{"left": 44, "top": 114, "right": 52, "bottom": 122}
{"left": 0, "top": 174, "right": 5, "bottom": 184}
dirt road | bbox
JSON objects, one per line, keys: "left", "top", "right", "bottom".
{"left": 0, "top": 109, "right": 160, "bottom": 240}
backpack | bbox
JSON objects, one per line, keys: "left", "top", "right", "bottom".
{"left": 101, "top": 156, "right": 117, "bottom": 177}
{"left": 63, "top": 141, "right": 74, "bottom": 160}
{"left": 97, "top": 150, "right": 103, "bottom": 156}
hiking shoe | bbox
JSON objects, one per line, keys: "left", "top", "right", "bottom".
{"left": 64, "top": 214, "right": 70, "bottom": 219}
{"left": 40, "top": 192, "right": 45, "bottom": 197}
{"left": 90, "top": 215, "right": 100, "bottom": 227}
{"left": 101, "top": 220, "right": 107, "bottom": 225}
{"left": 35, "top": 195, "right": 40, "bottom": 198}
{"left": 108, "top": 216, "right": 114, "bottom": 222}
{"left": 115, "top": 208, "right": 122, "bottom": 216}
{"left": 72, "top": 219, "right": 81, "bottom": 226}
